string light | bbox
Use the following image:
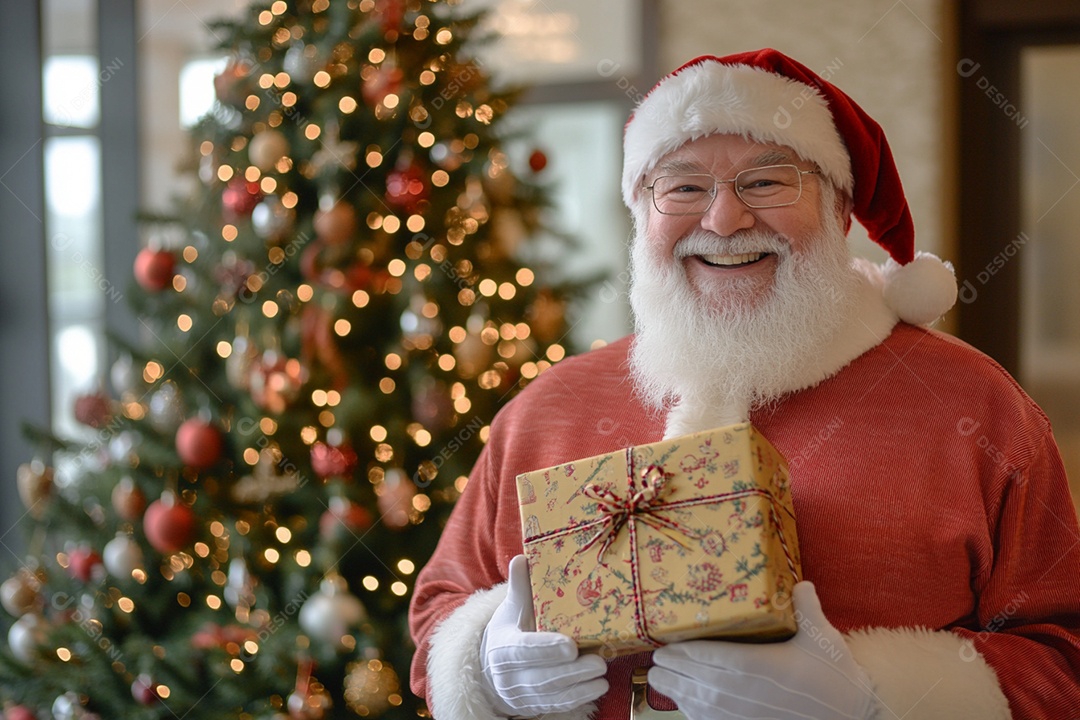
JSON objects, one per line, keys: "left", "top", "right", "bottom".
{"left": 546, "top": 345, "right": 566, "bottom": 362}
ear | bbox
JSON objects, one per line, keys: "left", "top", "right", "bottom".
{"left": 836, "top": 190, "right": 854, "bottom": 235}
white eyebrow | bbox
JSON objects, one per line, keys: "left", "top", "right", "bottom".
{"left": 653, "top": 149, "right": 796, "bottom": 179}
{"left": 654, "top": 158, "right": 706, "bottom": 175}
{"left": 752, "top": 149, "right": 795, "bottom": 166}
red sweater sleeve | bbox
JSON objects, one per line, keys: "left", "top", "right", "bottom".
{"left": 953, "top": 430, "right": 1080, "bottom": 716}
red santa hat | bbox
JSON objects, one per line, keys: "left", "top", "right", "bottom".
{"left": 622, "top": 48, "right": 956, "bottom": 326}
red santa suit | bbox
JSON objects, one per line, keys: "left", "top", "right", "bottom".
{"left": 408, "top": 267, "right": 1080, "bottom": 719}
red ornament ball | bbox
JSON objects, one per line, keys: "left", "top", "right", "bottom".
{"left": 528, "top": 149, "right": 548, "bottom": 173}
{"left": 143, "top": 495, "right": 197, "bottom": 554}
{"left": 67, "top": 547, "right": 103, "bottom": 583}
{"left": 4, "top": 706, "right": 37, "bottom": 720}
{"left": 175, "top": 418, "right": 223, "bottom": 470}
{"left": 310, "top": 442, "right": 358, "bottom": 481}
{"left": 131, "top": 674, "right": 159, "bottom": 705}
{"left": 73, "top": 391, "right": 111, "bottom": 429}
{"left": 134, "top": 248, "right": 175, "bottom": 292}
{"left": 384, "top": 161, "right": 429, "bottom": 213}
{"left": 222, "top": 177, "right": 264, "bottom": 219}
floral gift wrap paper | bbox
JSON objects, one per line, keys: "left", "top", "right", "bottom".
{"left": 516, "top": 423, "right": 802, "bottom": 656}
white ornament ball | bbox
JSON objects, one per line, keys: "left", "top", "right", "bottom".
{"left": 103, "top": 533, "right": 144, "bottom": 578}
{"left": 248, "top": 130, "right": 290, "bottom": 171}
{"left": 252, "top": 196, "right": 296, "bottom": 241}
{"left": 283, "top": 44, "right": 320, "bottom": 84}
{"left": 298, "top": 575, "right": 366, "bottom": 649}
{"left": 110, "top": 353, "right": 141, "bottom": 396}
{"left": 52, "top": 691, "right": 84, "bottom": 720}
{"left": 8, "top": 613, "right": 46, "bottom": 663}
{"left": 147, "top": 382, "right": 184, "bottom": 433}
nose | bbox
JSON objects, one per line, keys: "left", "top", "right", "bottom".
{"left": 700, "top": 184, "right": 756, "bottom": 236}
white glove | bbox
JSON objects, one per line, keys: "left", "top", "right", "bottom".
{"left": 480, "top": 555, "right": 609, "bottom": 717}
{"left": 649, "top": 581, "right": 878, "bottom": 720}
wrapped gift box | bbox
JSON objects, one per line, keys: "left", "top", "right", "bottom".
{"left": 516, "top": 422, "right": 801, "bottom": 656}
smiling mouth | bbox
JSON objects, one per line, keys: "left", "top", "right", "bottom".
{"left": 697, "top": 252, "right": 771, "bottom": 268}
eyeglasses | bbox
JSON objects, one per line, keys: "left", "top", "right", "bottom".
{"left": 644, "top": 164, "right": 821, "bottom": 215}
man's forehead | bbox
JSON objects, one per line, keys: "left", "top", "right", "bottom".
{"left": 653, "top": 136, "right": 799, "bottom": 174}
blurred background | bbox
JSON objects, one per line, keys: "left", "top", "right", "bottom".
{"left": 3, "top": 0, "right": 1079, "bottom": 538}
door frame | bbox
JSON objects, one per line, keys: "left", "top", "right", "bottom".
{"left": 955, "top": 0, "right": 1080, "bottom": 375}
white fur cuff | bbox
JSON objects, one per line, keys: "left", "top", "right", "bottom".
{"left": 425, "top": 582, "right": 598, "bottom": 720}
{"left": 846, "top": 627, "right": 1011, "bottom": 719}
{"left": 426, "top": 583, "right": 507, "bottom": 720}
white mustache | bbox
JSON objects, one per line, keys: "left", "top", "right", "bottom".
{"left": 672, "top": 230, "right": 790, "bottom": 260}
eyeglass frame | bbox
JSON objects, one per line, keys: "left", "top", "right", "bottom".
{"left": 642, "top": 164, "right": 822, "bottom": 215}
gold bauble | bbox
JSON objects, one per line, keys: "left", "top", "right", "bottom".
{"left": 344, "top": 658, "right": 401, "bottom": 716}
{"left": 16, "top": 460, "right": 53, "bottom": 519}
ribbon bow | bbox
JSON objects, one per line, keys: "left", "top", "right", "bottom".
{"left": 576, "top": 449, "right": 696, "bottom": 564}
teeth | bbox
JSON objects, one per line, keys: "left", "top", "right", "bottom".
{"left": 700, "top": 252, "right": 766, "bottom": 266}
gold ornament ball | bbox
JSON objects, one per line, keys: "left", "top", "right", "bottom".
{"left": 248, "top": 129, "right": 290, "bottom": 171}
{"left": 453, "top": 332, "right": 492, "bottom": 379}
{"left": 377, "top": 469, "right": 416, "bottom": 530}
{"left": 313, "top": 202, "right": 357, "bottom": 245}
{"left": 528, "top": 291, "right": 566, "bottom": 344}
{"left": 111, "top": 475, "right": 147, "bottom": 521}
{"left": 344, "top": 659, "right": 401, "bottom": 716}
{"left": 0, "top": 570, "right": 39, "bottom": 617}
{"left": 16, "top": 460, "right": 53, "bottom": 519}
{"left": 489, "top": 208, "right": 527, "bottom": 258}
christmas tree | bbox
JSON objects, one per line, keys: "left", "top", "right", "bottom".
{"left": 1, "top": 1, "right": 576, "bottom": 717}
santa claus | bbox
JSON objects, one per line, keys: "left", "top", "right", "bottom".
{"left": 408, "top": 49, "right": 1080, "bottom": 719}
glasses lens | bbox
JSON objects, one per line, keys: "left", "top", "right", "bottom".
{"left": 651, "top": 175, "right": 715, "bottom": 215}
{"left": 734, "top": 165, "right": 802, "bottom": 208}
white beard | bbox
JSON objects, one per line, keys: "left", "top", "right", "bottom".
{"left": 628, "top": 200, "right": 863, "bottom": 437}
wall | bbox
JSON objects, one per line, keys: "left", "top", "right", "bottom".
{"left": 656, "top": 0, "right": 955, "bottom": 265}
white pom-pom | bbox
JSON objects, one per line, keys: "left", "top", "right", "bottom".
{"left": 881, "top": 252, "right": 958, "bottom": 326}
